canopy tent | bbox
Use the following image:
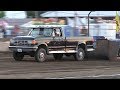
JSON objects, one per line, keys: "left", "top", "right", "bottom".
{"left": 41, "top": 11, "right": 118, "bottom": 17}
{"left": 67, "top": 17, "right": 95, "bottom": 27}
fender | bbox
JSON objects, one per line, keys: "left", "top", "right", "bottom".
{"left": 37, "top": 43, "right": 49, "bottom": 54}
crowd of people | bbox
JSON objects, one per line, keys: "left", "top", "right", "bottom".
{"left": 0, "top": 25, "right": 21, "bottom": 38}
{"left": 0, "top": 26, "right": 6, "bottom": 38}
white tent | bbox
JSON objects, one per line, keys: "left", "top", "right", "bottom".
{"left": 41, "top": 11, "right": 118, "bottom": 17}
{"left": 67, "top": 17, "right": 94, "bottom": 27}
{"left": 21, "top": 21, "right": 34, "bottom": 28}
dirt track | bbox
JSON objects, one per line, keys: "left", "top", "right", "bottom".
{"left": 0, "top": 52, "right": 120, "bottom": 79}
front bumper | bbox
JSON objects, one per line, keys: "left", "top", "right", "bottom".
{"left": 9, "top": 46, "right": 38, "bottom": 52}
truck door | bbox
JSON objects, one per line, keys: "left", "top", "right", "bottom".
{"left": 47, "top": 27, "right": 65, "bottom": 52}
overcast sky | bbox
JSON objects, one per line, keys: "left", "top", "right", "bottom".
{"left": 5, "top": 11, "right": 27, "bottom": 18}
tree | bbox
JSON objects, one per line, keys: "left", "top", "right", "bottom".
{"left": 26, "top": 11, "right": 47, "bottom": 18}
{"left": 26, "top": 11, "right": 35, "bottom": 18}
{"left": 0, "top": 11, "right": 5, "bottom": 18}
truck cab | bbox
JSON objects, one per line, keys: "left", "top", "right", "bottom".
{"left": 9, "top": 25, "right": 94, "bottom": 62}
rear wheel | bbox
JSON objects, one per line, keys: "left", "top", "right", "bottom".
{"left": 35, "top": 48, "right": 47, "bottom": 62}
{"left": 74, "top": 48, "right": 85, "bottom": 61}
{"left": 53, "top": 54, "right": 63, "bottom": 60}
{"left": 13, "top": 52, "right": 24, "bottom": 61}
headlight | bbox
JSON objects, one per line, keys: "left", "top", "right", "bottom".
{"left": 28, "top": 40, "right": 32, "bottom": 44}
{"left": 32, "top": 40, "right": 38, "bottom": 45}
{"left": 28, "top": 40, "right": 38, "bottom": 45}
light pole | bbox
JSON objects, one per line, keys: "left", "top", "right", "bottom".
{"left": 88, "top": 11, "right": 94, "bottom": 36}
{"left": 74, "top": 11, "right": 78, "bottom": 36}
{"left": 74, "top": 11, "right": 77, "bottom": 28}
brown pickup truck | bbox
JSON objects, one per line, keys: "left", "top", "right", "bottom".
{"left": 9, "top": 25, "right": 94, "bottom": 62}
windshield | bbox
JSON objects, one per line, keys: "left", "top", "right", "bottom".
{"left": 28, "top": 28, "right": 53, "bottom": 37}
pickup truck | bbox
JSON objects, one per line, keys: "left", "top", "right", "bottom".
{"left": 9, "top": 25, "right": 95, "bottom": 62}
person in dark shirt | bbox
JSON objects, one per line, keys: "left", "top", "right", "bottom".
{"left": 1, "top": 27, "right": 6, "bottom": 38}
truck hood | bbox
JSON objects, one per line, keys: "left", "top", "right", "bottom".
{"left": 13, "top": 36, "right": 35, "bottom": 40}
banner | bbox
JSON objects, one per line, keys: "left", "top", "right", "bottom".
{"left": 115, "top": 11, "right": 120, "bottom": 33}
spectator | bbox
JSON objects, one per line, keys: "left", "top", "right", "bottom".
{"left": 116, "top": 31, "right": 120, "bottom": 39}
{"left": 1, "top": 26, "right": 6, "bottom": 38}
{"left": 12, "top": 25, "right": 20, "bottom": 37}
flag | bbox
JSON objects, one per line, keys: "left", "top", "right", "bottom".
{"left": 115, "top": 11, "right": 120, "bottom": 32}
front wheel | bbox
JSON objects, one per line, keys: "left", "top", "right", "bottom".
{"left": 13, "top": 52, "right": 24, "bottom": 61}
{"left": 35, "top": 48, "right": 47, "bottom": 62}
{"left": 74, "top": 48, "right": 85, "bottom": 61}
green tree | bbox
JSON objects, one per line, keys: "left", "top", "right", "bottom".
{"left": 26, "top": 11, "right": 35, "bottom": 18}
{"left": 26, "top": 11, "right": 47, "bottom": 18}
{"left": 0, "top": 11, "right": 5, "bottom": 18}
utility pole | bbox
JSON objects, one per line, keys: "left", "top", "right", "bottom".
{"left": 74, "top": 11, "right": 78, "bottom": 36}
{"left": 88, "top": 11, "right": 94, "bottom": 36}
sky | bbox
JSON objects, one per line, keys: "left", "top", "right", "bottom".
{"left": 5, "top": 11, "right": 27, "bottom": 19}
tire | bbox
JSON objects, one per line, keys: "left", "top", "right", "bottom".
{"left": 13, "top": 52, "right": 24, "bottom": 61}
{"left": 35, "top": 48, "right": 47, "bottom": 62}
{"left": 74, "top": 48, "right": 85, "bottom": 61}
{"left": 53, "top": 54, "right": 63, "bottom": 60}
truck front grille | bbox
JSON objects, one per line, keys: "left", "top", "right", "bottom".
{"left": 14, "top": 40, "right": 28, "bottom": 46}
